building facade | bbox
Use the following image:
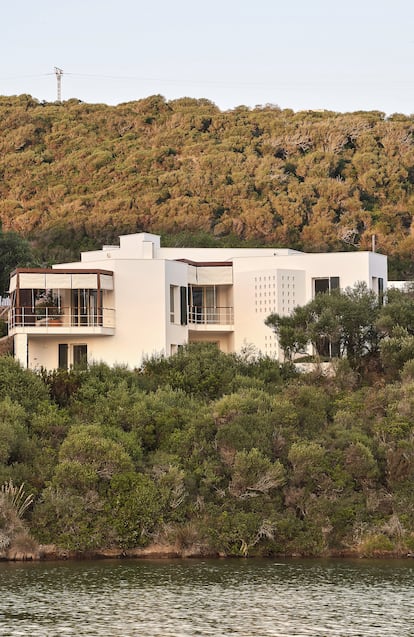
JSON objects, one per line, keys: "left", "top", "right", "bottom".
{"left": 8, "top": 232, "right": 388, "bottom": 370}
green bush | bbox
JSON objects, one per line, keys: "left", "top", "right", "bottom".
{"left": 359, "top": 534, "right": 394, "bottom": 556}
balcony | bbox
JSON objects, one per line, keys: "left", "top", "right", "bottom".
{"left": 9, "top": 306, "right": 115, "bottom": 336}
{"left": 188, "top": 305, "right": 233, "bottom": 331}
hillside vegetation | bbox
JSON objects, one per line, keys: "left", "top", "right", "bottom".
{"left": 1, "top": 94, "right": 414, "bottom": 276}
{"left": 3, "top": 283, "right": 414, "bottom": 558}
{"left": 2, "top": 331, "right": 414, "bottom": 559}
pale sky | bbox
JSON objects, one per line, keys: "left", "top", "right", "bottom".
{"left": 2, "top": 0, "right": 414, "bottom": 114}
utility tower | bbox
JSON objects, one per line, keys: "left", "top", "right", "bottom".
{"left": 54, "top": 67, "right": 63, "bottom": 102}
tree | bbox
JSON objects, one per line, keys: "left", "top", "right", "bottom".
{"left": 341, "top": 284, "right": 381, "bottom": 370}
{"left": 0, "top": 229, "right": 33, "bottom": 295}
{"left": 266, "top": 283, "right": 381, "bottom": 372}
{"left": 377, "top": 287, "right": 414, "bottom": 337}
{"left": 379, "top": 328, "right": 414, "bottom": 379}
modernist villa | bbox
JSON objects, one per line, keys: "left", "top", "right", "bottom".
{"left": 8, "top": 232, "right": 388, "bottom": 370}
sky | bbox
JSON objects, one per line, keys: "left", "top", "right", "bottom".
{"left": 2, "top": 0, "right": 414, "bottom": 114}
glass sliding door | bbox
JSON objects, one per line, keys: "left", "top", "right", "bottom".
{"left": 71, "top": 289, "right": 101, "bottom": 326}
{"left": 205, "top": 286, "right": 216, "bottom": 323}
{"left": 189, "top": 286, "right": 217, "bottom": 324}
{"left": 191, "top": 286, "right": 203, "bottom": 323}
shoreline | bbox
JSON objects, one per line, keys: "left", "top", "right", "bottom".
{"left": 2, "top": 543, "right": 414, "bottom": 562}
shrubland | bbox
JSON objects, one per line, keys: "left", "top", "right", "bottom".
{"left": 2, "top": 308, "right": 414, "bottom": 557}
{"left": 1, "top": 95, "right": 414, "bottom": 278}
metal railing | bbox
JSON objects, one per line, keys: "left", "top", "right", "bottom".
{"left": 9, "top": 306, "right": 116, "bottom": 329}
{"left": 188, "top": 306, "right": 233, "bottom": 325}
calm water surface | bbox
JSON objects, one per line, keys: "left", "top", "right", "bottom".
{"left": 0, "top": 558, "right": 413, "bottom": 636}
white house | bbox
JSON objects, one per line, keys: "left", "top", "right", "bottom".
{"left": 8, "top": 232, "right": 387, "bottom": 370}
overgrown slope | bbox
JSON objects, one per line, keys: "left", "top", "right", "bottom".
{"left": 1, "top": 95, "right": 414, "bottom": 276}
{"left": 2, "top": 341, "right": 414, "bottom": 558}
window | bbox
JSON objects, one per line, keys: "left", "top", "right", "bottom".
{"left": 170, "top": 285, "right": 185, "bottom": 324}
{"left": 58, "top": 344, "right": 68, "bottom": 369}
{"left": 170, "top": 285, "right": 176, "bottom": 323}
{"left": 180, "top": 287, "right": 187, "bottom": 325}
{"left": 71, "top": 289, "right": 101, "bottom": 326}
{"left": 58, "top": 343, "right": 87, "bottom": 369}
{"left": 73, "top": 344, "right": 88, "bottom": 370}
{"left": 378, "top": 277, "right": 384, "bottom": 305}
{"left": 330, "top": 277, "right": 340, "bottom": 291}
{"left": 314, "top": 277, "right": 340, "bottom": 296}
{"left": 188, "top": 286, "right": 216, "bottom": 323}
{"left": 316, "top": 336, "right": 340, "bottom": 359}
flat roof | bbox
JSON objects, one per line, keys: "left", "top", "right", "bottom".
{"left": 11, "top": 268, "right": 114, "bottom": 276}
{"left": 175, "top": 259, "right": 233, "bottom": 267}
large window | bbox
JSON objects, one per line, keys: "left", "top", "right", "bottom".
{"left": 59, "top": 343, "right": 88, "bottom": 370}
{"left": 316, "top": 336, "right": 340, "bottom": 359}
{"left": 314, "top": 277, "right": 340, "bottom": 296}
{"left": 188, "top": 286, "right": 216, "bottom": 323}
{"left": 71, "top": 289, "right": 100, "bottom": 326}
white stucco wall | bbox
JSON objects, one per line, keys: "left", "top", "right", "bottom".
{"left": 38, "top": 248, "right": 190, "bottom": 368}
{"left": 231, "top": 267, "right": 306, "bottom": 357}
{"left": 13, "top": 233, "right": 388, "bottom": 370}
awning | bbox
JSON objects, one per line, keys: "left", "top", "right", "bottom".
{"left": 100, "top": 274, "right": 114, "bottom": 290}
{"left": 12, "top": 270, "right": 114, "bottom": 290}
{"left": 71, "top": 273, "right": 98, "bottom": 288}
{"left": 19, "top": 273, "right": 46, "bottom": 288}
{"left": 45, "top": 273, "right": 72, "bottom": 288}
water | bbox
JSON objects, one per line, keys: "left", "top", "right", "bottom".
{"left": 0, "top": 558, "right": 413, "bottom": 636}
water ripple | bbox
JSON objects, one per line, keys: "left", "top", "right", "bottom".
{"left": 0, "top": 559, "right": 413, "bottom": 636}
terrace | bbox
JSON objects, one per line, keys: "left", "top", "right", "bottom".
{"left": 8, "top": 268, "right": 115, "bottom": 335}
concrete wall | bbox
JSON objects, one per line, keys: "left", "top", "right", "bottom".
{"left": 15, "top": 233, "right": 388, "bottom": 370}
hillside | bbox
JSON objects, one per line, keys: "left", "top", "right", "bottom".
{"left": 1, "top": 94, "right": 414, "bottom": 276}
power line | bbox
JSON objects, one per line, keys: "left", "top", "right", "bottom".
{"left": 0, "top": 73, "right": 50, "bottom": 80}
{"left": 51, "top": 72, "right": 414, "bottom": 89}
{"left": 2, "top": 70, "right": 414, "bottom": 90}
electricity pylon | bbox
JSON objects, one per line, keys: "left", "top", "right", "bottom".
{"left": 54, "top": 67, "right": 63, "bottom": 102}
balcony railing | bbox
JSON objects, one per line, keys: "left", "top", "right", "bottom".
{"left": 188, "top": 305, "right": 233, "bottom": 326}
{"left": 9, "top": 306, "right": 115, "bottom": 330}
